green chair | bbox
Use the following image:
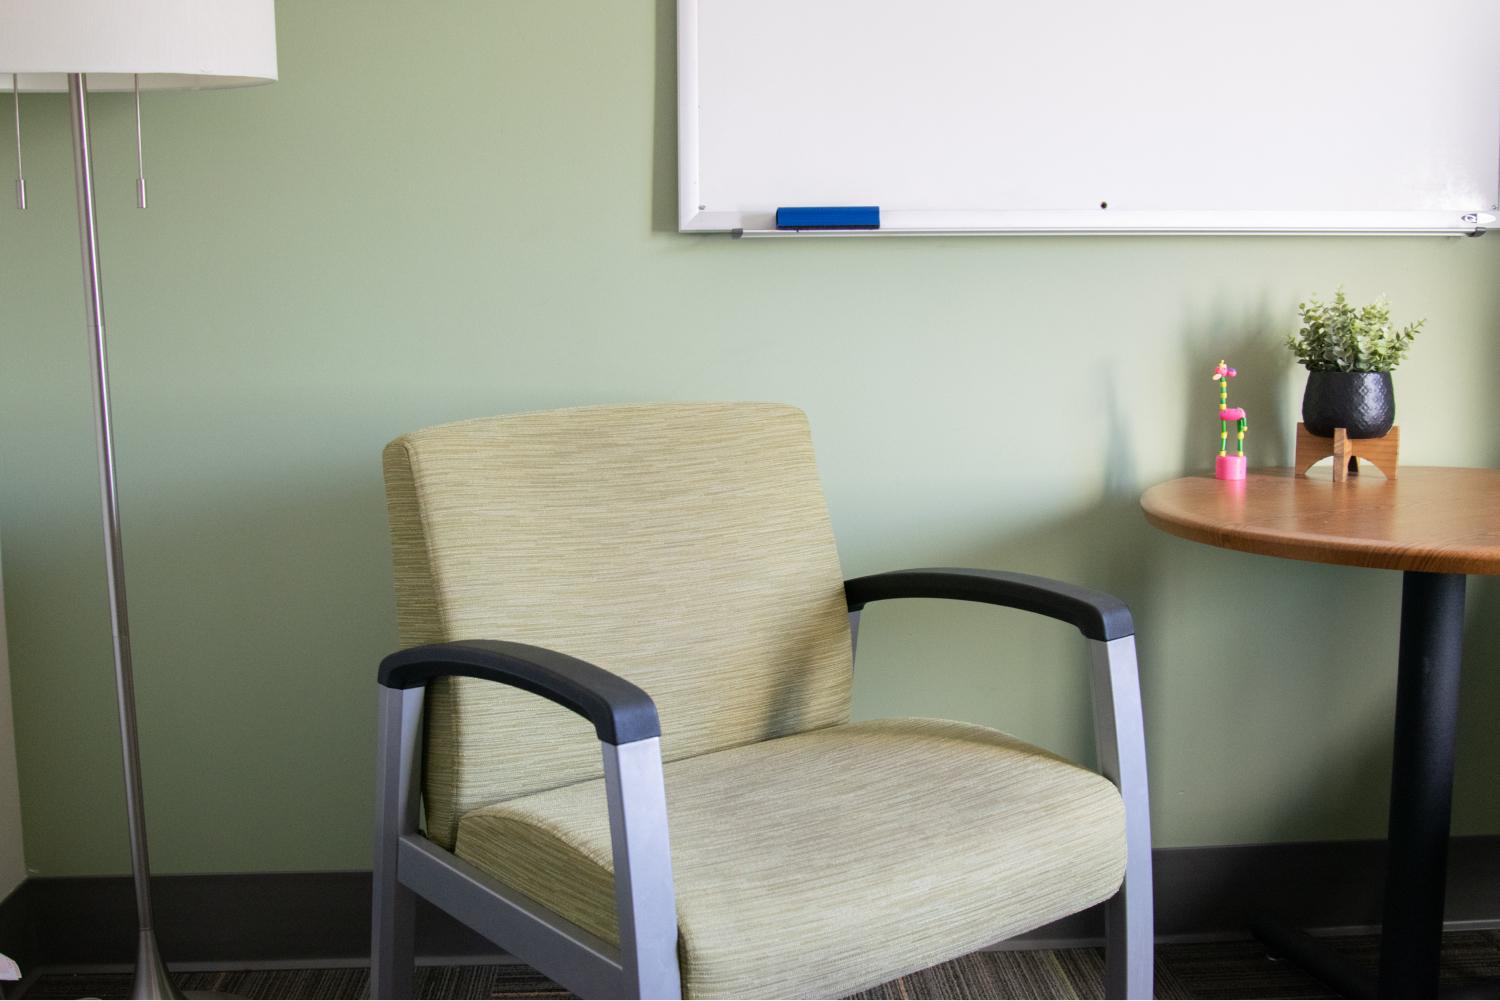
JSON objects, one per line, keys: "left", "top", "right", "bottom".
{"left": 371, "top": 403, "right": 1152, "bottom": 999}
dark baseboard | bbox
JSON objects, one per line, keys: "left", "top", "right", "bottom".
{"left": 0, "top": 881, "right": 40, "bottom": 977}
{"left": 1023, "top": 834, "right": 1500, "bottom": 947}
{"left": 4, "top": 836, "right": 1499, "bottom": 971}
{"left": 4, "top": 870, "right": 496, "bottom": 970}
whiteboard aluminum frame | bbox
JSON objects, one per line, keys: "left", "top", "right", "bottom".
{"left": 731, "top": 210, "right": 1491, "bottom": 238}
{"left": 677, "top": 0, "right": 1495, "bottom": 238}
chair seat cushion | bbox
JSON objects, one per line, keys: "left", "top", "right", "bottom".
{"left": 453, "top": 718, "right": 1125, "bottom": 999}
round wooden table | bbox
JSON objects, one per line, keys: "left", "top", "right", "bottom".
{"left": 1142, "top": 466, "right": 1500, "bottom": 998}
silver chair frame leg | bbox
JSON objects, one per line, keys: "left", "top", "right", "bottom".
{"left": 603, "top": 738, "right": 682, "bottom": 999}
{"left": 1091, "top": 637, "right": 1155, "bottom": 1000}
{"left": 370, "top": 684, "right": 682, "bottom": 1000}
{"left": 371, "top": 686, "right": 423, "bottom": 999}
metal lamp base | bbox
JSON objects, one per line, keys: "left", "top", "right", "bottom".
{"left": 132, "top": 930, "right": 246, "bottom": 1000}
{"left": 132, "top": 930, "right": 181, "bottom": 1001}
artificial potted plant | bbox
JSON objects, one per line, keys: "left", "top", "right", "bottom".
{"left": 1287, "top": 289, "right": 1423, "bottom": 438}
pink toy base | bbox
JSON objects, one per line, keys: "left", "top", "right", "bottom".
{"left": 1216, "top": 454, "right": 1247, "bottom": 480}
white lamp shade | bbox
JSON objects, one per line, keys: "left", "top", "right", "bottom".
{"left": 0, "top": 0, "right": 276, "bottom": 92}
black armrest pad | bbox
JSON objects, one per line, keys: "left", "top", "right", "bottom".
{"left": 844, "top": 567, "right": 1134, "bottom": 642}
{"left": 378, "top": 640, "right": 660, "bottom": 745}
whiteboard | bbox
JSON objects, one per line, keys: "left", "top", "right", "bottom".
{"left": 678, "top": 0, "right": 1500, "bottom": 236}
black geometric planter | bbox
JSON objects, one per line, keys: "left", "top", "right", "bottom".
{"left": 1301, "top": 370, "right": 1396, "bottom": 438}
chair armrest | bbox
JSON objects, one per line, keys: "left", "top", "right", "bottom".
{"left": 378, "top": 640, "right": 660, "bottom": 745}
{"left": 844, "top": 567, "right": 1135, "bottom": 642}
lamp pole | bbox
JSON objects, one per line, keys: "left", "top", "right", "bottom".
{"left": 67, "top": 71, "right": 179, "bottom": 1001}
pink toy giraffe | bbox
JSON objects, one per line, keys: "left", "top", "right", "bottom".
{"left": 1212, "top": 359, "right": 1247, "bottom": 480}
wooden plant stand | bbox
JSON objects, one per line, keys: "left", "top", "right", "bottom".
{"left": 1294, "top": 422, "right": 1399, "bottom": 480}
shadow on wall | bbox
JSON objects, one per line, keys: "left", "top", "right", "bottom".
{"left": 1177, "top": 302, "right": 1294, "bottom": 473}
{"left": 651, "top": 0, "right": 677, "bottom": 234}
{"left": 1456, "top": 572, "right": 1500, "bottom": 833}
{"left": 988, "top": 363, "right": 1394, "bottom": 841}
{"left": 1451, "top": 296, "right": 1500, "bottom": 835}
{"left": 918, "top": 473, "right": 1400, "bottom": 843}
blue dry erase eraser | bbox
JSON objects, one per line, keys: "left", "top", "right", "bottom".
{"left": 775, "top": 206, "right": 880, "bottom": 229}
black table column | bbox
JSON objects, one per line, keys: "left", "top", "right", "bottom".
{"left": 1378, "top": 571, "right": 1467, "bottom": 998}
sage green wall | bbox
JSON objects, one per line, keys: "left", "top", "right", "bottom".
{"left": 1, "top": 0, "right": 1498, "bottom": 876}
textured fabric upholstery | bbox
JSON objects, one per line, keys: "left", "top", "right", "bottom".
{"left": 455, "top": 718, "right": 1126, "bottom": 1000}
{"left": 383, "top": 404, "right": 853, "bottom": 848}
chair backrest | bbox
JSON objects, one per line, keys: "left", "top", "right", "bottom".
{"left": 383, "top": 403, "right": 853, "bottom": 848}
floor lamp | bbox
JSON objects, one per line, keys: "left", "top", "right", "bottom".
{"left": 0, "top": 4, "right": 276, "bottom": 999}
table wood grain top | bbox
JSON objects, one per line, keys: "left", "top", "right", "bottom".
{"left": 1140, "top": 466, "right": 1500, "bottom": 575}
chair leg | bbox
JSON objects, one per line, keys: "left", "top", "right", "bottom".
{"left": 602, "top": 737, "right": 682, "bottom": 1000}
{"left": 371, "top": 867, "right": 415, "bottom": 999}
{"left": 1104, "top": 859, "right": 1153, "bottom": 999}
{"left": 1091, "top": 637, "right": 1155, "bottom": 999}
{"left": 371, "top": 686, "right": 424, "bottom": 999}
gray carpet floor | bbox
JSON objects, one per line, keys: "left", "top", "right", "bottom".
{"left": 19, "top": 932, "right": 1500, "bottom": 999}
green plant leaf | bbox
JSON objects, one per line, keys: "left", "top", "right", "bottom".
{"left": 1286, "top": 288, "right": 1421, "bottom": 372}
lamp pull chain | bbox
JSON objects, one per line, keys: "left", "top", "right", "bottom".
{"left": 134, "top": 74, "right": 147, "bottom": 209}
{"left": 11, "top": 73, "right": 24, "bottom": 210}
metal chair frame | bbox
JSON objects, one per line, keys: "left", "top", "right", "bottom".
{"left": 371, "top": 568, "right": 1154, "bottom": 1000}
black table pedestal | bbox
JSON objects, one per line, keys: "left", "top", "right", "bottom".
{"left": 1253, "top": 571, "right": 1468, "bottom": 999}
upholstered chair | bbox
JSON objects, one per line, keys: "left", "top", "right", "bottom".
{"left": 371, "top": 403, "right": 1152, "bottom": 1000}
